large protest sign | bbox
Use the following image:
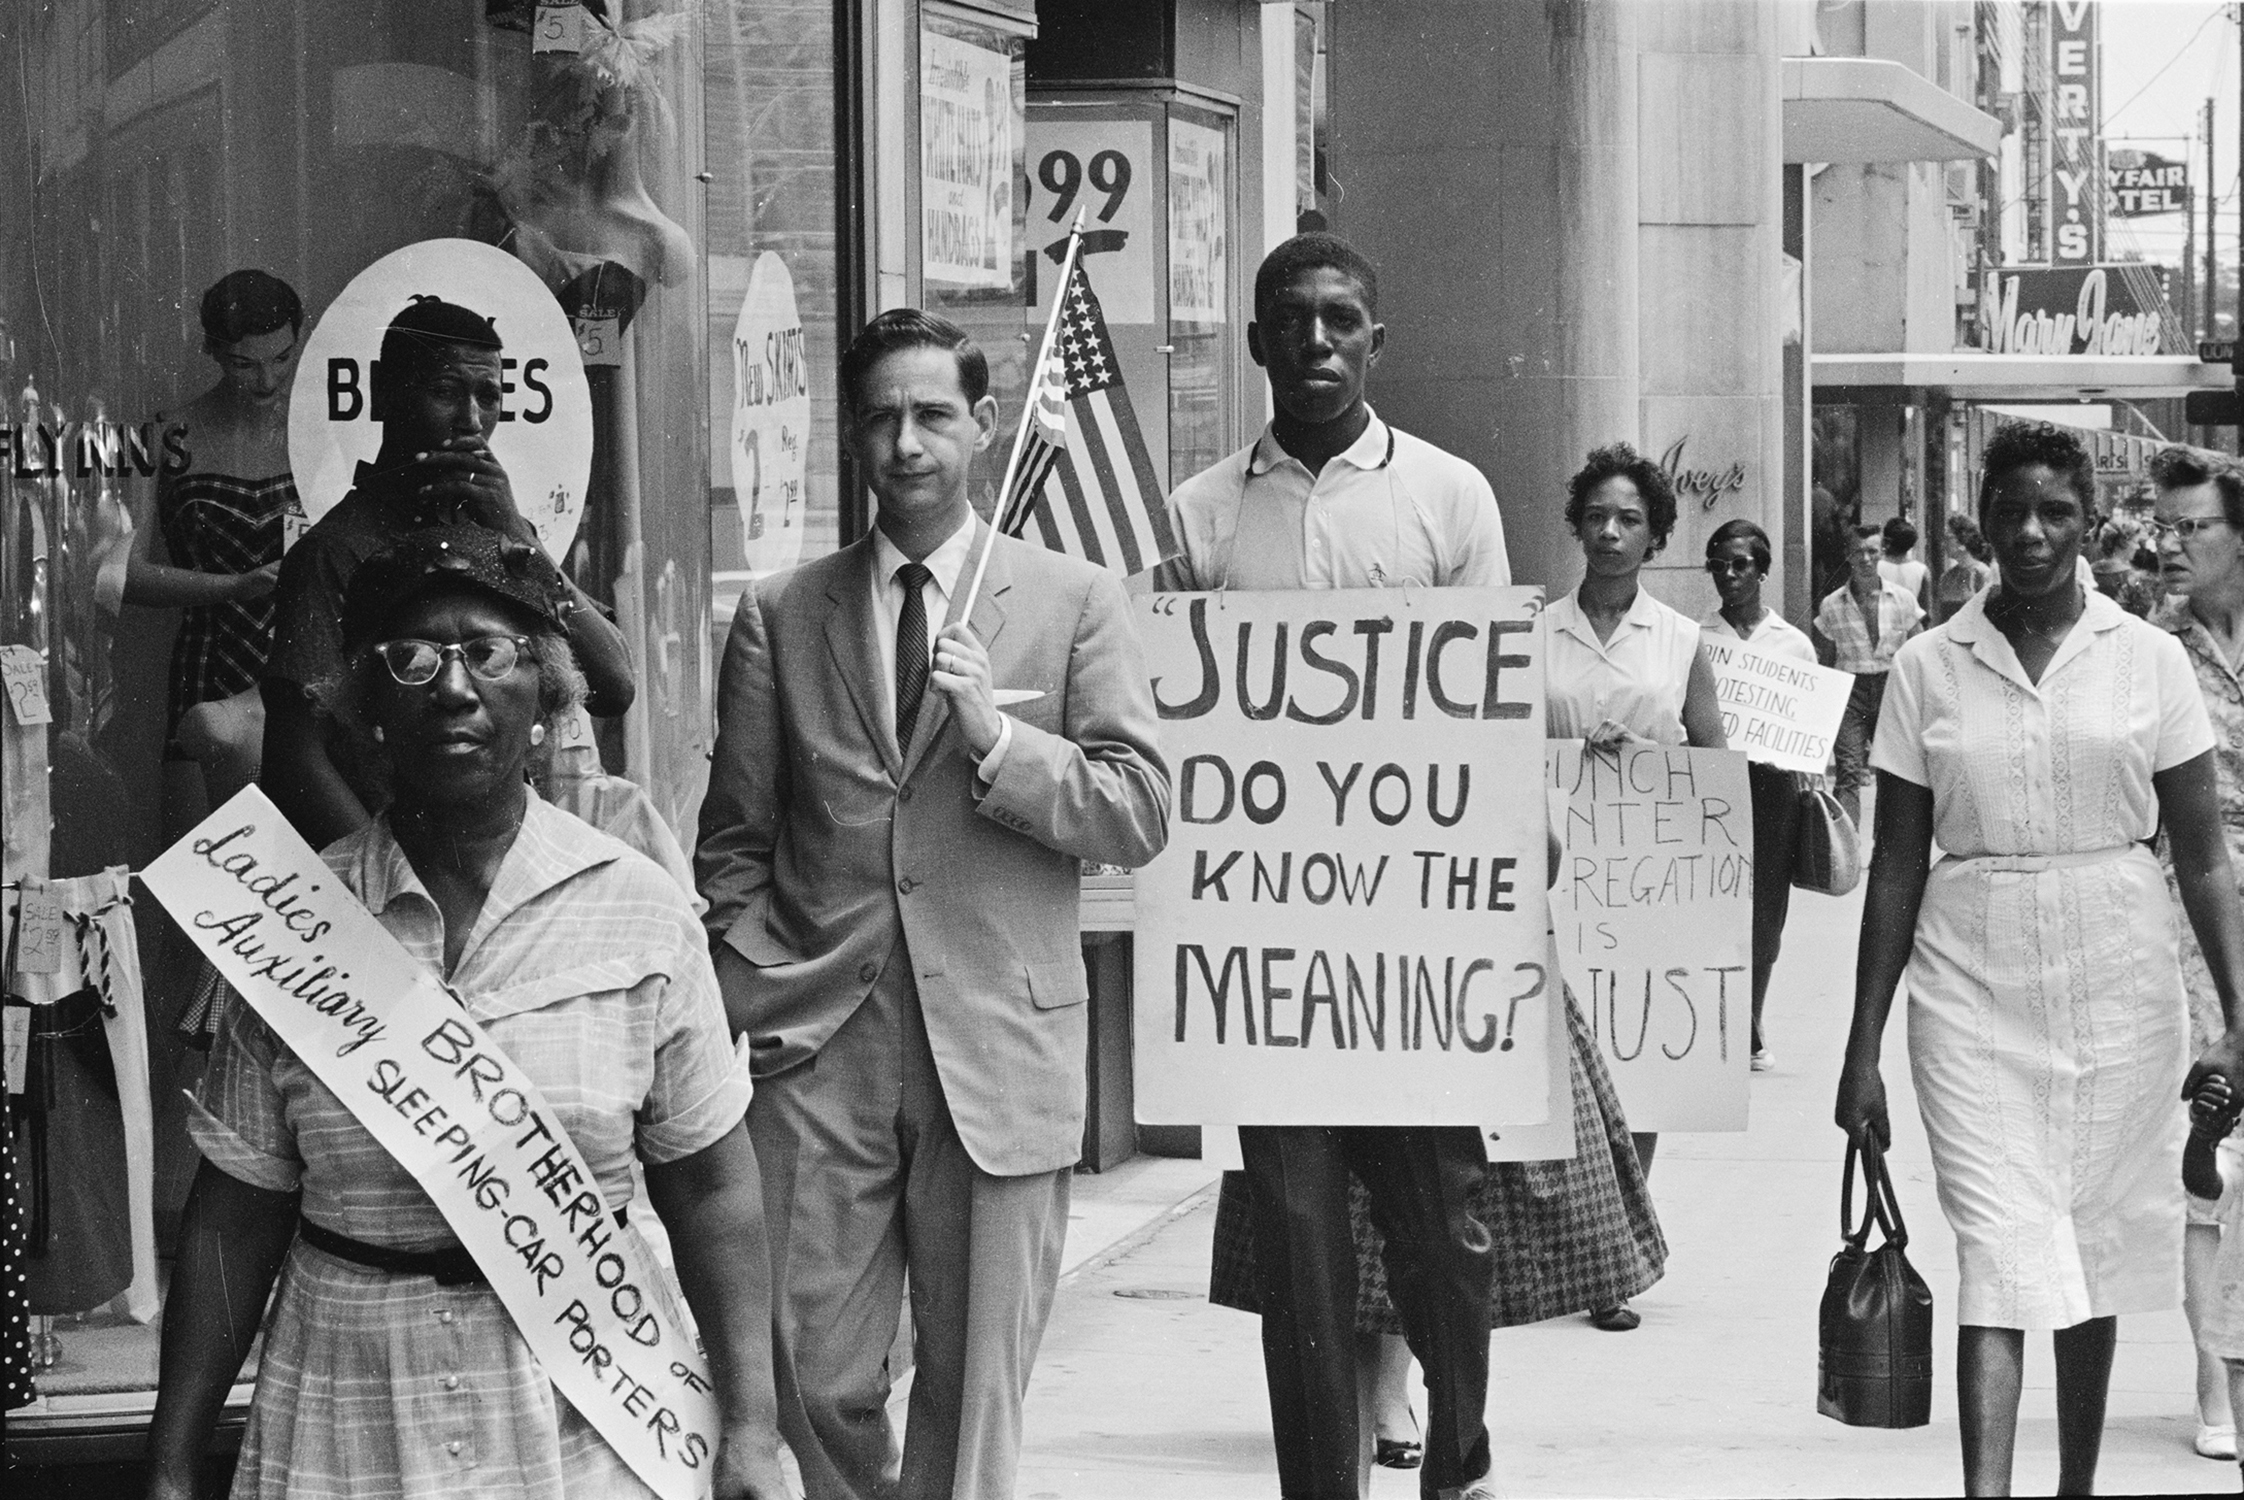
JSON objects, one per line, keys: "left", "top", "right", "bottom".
{"left": 141, "top": 789, "right": 718, "bottom": 1500}
{"left": 1133, "top": 589, "right": 1553, "bottom": 1128}
{"left": 1699, "top": 636, "right": 1850, "bottom": 774}
{"left": 1547, "top": 742, "right": 1753, "bottom": 1131}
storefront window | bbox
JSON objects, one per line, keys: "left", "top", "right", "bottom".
{"left": 0, "top": 0, "right": 842, "bottom": 1437}
{"left": 919, "top": 8, "right": 1031, "bottom": 512}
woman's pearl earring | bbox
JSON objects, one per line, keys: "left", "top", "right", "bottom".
{"left": 373, "top": 725, "right": 385, "bottom": 744}
{"left": 529, "top": 723, "right": 546, "bottom": 746}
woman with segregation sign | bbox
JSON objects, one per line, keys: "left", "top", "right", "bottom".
{"left": 143, "top": 527, "right": 784, "bottom": 1500}
{"left": 1537, "top": 442, "right": 1726, "bottom": 1331}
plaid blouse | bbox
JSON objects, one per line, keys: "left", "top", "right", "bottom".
{"left": 190, "top": 791, "right": 752, "bottom": 1247}
{"left": 160, "top": 472, "right": 298, "bottom": 728}
{"left": 1814, "top": 580, "right": 1923, "bottom": 675}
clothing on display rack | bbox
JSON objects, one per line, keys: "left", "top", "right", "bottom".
{"left": 4, "top": 870, "right": 157, "bottom": 1322}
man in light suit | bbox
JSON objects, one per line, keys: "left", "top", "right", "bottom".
{"left": 696, "top": 308, "right": 1170, "bottom": 1500}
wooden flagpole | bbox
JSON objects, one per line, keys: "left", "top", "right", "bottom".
{"left": 957, "top": 210, "right": 1086, "bottom": 622}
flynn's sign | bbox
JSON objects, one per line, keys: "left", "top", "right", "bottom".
{"left": 1981, "top": 265, "right": 2168, "bottom": 357}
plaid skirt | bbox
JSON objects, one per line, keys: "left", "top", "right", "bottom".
{"left": 1208, "top": 996, "right": 1665, "bottom": 1333}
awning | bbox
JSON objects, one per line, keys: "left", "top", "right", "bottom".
{"left": 1783, "top": 57, "right": 2001, "bottom": 164}
{"left": 1813, "top": 352, "right": 2229, "bottom": 400}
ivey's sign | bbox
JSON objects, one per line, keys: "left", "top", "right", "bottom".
{"left": 1655, "top": 436, "right": 1746, "bottom": 512}
{"left": 1981, "top": 265, "right": 2169, "bottom": 356}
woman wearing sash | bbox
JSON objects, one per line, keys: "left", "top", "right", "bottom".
{"left": 145, "top": 527, "right": 784, "bottom": 1499}
{"left": 1836, "top": 422, "right": 2244, "bottom": 1495}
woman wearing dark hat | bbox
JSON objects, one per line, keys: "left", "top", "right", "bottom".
{"left": 145, "top": 527, "right": 784, "bottom": 1500}
{"left": 121, "top": 270, "right": 307, "bottom": 805}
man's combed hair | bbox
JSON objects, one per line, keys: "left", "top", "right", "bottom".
{"left": 1564, "top": 442, "right": 1679, "bottom": 549}
{"left": 839, "top": 308, "right": 989, "bottom": 411}
{"left": 1254, "top": 232, "right": 1380, "bottom": 323}
{"left": 377, "top": 295, "right": 502, "bottom": 391}
{"left": 1977, "top": 420, "right": 2095, "bottom": 512}
{"left": 2151, "top": 446, "right": 2244, "bottom": 530}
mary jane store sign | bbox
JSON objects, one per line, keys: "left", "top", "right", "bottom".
{"left": 1981, "top": 265, "right": 2168, "bottom": 357}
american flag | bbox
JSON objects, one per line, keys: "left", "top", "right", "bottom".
{"left": 995, "top": 254, "right": 1178, "bottom": 574}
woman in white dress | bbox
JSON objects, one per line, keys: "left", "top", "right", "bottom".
{"left": 1835, "top": 422, "right": 2244, "bottom": 1495}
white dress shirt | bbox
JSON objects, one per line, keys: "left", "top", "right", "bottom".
{"left": 1163, "top": 407, "right": 1510, "bottom": 591}
{"left": 869, "top": 514, "right": 1011, "bottom": 774}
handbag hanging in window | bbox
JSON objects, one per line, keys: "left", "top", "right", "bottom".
{"left": 1792, "top": 783, "right": 1862, "bottom": 897}
{"left": 1818, "top": 1135, "right": 1933, "bottom": 1429}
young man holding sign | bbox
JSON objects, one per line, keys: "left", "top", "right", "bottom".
{"left": 696, "top": 310, "right": 1169, "bottom": 1500}
{"left": 1161, "top": 233, "right": 1505, "bottom": 1500}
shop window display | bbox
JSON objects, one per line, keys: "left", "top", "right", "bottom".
{"left": 0, "top": 0, "right": 842, "bottom": 1456}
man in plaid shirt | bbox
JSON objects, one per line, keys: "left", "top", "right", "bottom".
{"left": 1815, "top": 523, "right": 1925, "bottom": 823}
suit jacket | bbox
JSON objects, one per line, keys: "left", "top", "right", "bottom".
{"left": 696, "top": 522, "right": 1171, "bottom": 1176}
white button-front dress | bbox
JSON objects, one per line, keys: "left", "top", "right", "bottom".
{"left": 1871, "top": 588, "right": 2214, "bottom": 1329}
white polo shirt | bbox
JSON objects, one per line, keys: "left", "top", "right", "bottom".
{"left": 1163, "top": 408, "right": 1510, "bottom": 590}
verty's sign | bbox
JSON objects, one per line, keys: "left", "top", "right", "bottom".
{"left": 140, "top": 789, "right": 720, "bottom": 1500}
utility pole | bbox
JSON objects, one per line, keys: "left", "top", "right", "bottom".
{"left": 2208, "top": 97, "right": 2220, "bottom": 341}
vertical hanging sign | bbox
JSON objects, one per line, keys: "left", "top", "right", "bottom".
{"left": 2049, "top": 0, "right": 2101, "bottom": 267}
{"left": 921, "top": 30, "right": 1015, "bottom": 290}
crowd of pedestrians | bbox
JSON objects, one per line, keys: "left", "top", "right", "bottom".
{"left": 121, "top": 229, "right": 2244, "bottom": 1500}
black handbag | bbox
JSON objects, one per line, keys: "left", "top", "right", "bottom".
{"left": 1818, "top": 1136, "right": 1933, "bottom": 1428}
{"left": 1792, "top": 784, "right": 1862, "bottom": 896}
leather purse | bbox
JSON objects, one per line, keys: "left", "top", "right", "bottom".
{"left": 1818, "top": 1137, "right": 1933, "bottom": 1428}
{"left": 1792, "top": 784, "right": 1862, "bottom": 896}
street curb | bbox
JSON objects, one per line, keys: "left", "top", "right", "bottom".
{"left": 1058, "top": 1180, "right": 1220, "bottom": 1290}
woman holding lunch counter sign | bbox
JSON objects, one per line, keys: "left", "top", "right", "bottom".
{"left": 145, "top": 527, "right": 783, "bottom": 1500}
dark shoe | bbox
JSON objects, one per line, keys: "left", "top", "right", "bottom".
{"left": 1373, "top": 1437, "right": 1421, "bottom": 1470}
{"left": 1588, "top": 1303, "right": 1640, "bottom": 1332}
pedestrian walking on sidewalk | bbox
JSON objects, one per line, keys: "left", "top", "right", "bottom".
{"left": 2148, "top": 445, "right": 2244, "bottom": 1462}
{"left": 1814, "top": 524, "right": 1922, "bottom": 826}
{"left": 1161, "top": 232, "right": 1507, "bottom": 1500}
{"left": 1835, "top": 420, "right": 2244, "bottom": 1497}
{"left": 1698, "top": 517, "right": 1817, "bottom": 1073}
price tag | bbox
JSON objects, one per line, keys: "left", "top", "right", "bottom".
{"left": 282, "top": 507, "right": 309, "bottom": 554}
{"left": 0, "top": 645, "right": 51, "bottom": 727}
{"left": 532, "top": 1, "right": 587, "bottom": 54}
{"left": 14, "top": 885, "right": 63, "bottom": 975}
{"left": 554, "top": 702, "right": 596, "bottom": 750}
{"left": 573, "top": 314, "right": 623, "bottom": 368}
{"left": 3, "top": 1005, "right": 27, "bottom": 1096}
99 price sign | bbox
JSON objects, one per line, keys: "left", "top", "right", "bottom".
{"left": 1024, "top": 116, "right": 1154, "bottom": 325}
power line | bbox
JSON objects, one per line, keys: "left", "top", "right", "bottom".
{"left": 2106, "top": 4, "right": 2227, "bottom": 125}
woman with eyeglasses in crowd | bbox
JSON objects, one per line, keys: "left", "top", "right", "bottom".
{"left": 2148, "top": 447, "right": 2244, "bottom": 1463}
{"left": 1699, "top": 519, "right": 1816, "bottom": 1072}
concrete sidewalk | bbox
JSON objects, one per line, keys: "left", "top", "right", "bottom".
{"left": 1018, "top": 879, "right": 2230, "bottom": 1498}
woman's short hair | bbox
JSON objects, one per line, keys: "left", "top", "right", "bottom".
{"left": 839, "top": 308, "right": 989, "bottom": 412}
{"left": 1704, "top": 517, "right": 1771, "bottom": 575}
{"left": 1946, "top": 512, "right": 1991, "bottom": 564}
{"left": 1977, "top": 421, "right": 2096, "bottom": 515}
{"left": 200, "top": 270, "right": 303, "bottom": 346}
{"left": 1565, "top": 442, "right": 1679, "bottom": 550}
{"left": 2149, "top": 446, "right": 2244, "bottom": 532}
{"left": 1880, "top": 515, "right": 1918, "bottom": 557}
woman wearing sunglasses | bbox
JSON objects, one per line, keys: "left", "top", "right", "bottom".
{"left": 146, "top": 527, "right": 785, "bottom": 1500}
{"left": 1698, "top": 519, "right": 1816, "bottom": 1072}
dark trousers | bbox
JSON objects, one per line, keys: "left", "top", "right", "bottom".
{"left": 1831, "top": 670, "right": 1888, "bottom": 826}
{"left": 1240, "top": 1124, "right": 1493, "bottom": 1499}
{"left": 1745, "top": 759, "right": 1802, "bottom": 1050}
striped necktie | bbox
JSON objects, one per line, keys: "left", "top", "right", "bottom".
{"left": 895, "top": 561, "right": 933, "bottom": 750}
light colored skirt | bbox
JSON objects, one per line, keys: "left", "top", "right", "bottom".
{"left": 231, "top": 1235, "right": 665, "bottom": 1499}
{"left": 1906, "top": 844, "right": 2188, "bottom": 1330}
